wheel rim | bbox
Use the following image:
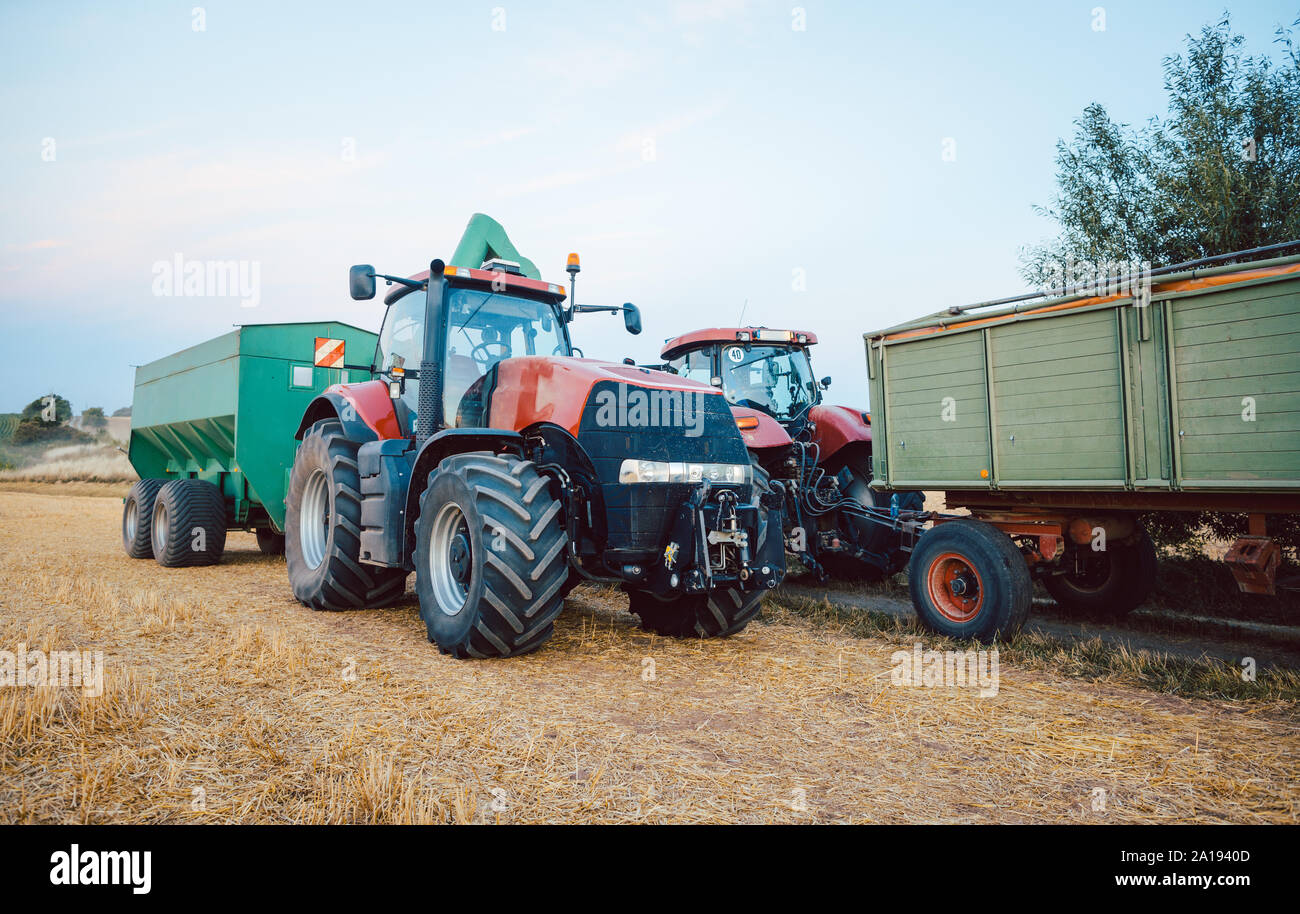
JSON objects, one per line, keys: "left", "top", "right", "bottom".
{"left": 125, "top": 499, "right": 138, "bottom": 541}
{"left": 926, "top": 551, "right": 984, "bottom": 623}
{"left": 300, "top": 468, "right": 330, "bottom": 569}
{"left": 1062, "top": 552, "right": 1114, "bottom": 593}
{"left": 152, "top": 501, "right": 168, "bottom": 556}
{"left": 429, "top": 503, "right": 472, "bottom": 616}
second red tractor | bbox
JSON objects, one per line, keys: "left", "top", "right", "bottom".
{"left": 657, "top": 327, "right": 923, "bottom": 581}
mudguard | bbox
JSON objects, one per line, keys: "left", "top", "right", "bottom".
{"left": 295, "top": 381, "right": 402, "bottom": 442}
{"left": 808, "top": 404, "right": 872, "bottom": 465}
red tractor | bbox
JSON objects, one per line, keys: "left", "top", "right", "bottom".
{"left": 657, "top": 327, "right": 922, "bottom": 581}
{"left": 283, "top": 217, "right": 785, "bottom": 658}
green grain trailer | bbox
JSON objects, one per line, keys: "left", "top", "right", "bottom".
{"left": 122, "top": 321, "right": 378, "bottom": 566}
{"left": 865, "top": 248, "right": 1300, "bottom": 640}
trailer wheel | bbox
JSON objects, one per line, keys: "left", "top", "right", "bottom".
{"left": 908, "top": 518, "right": 1031, "bottom": 640}
{"left": 628, "top": 587, "right": 764, "bottom": 638}
{"left": 151, "top": 478, "right": 228, "bottom": 567}
{"left": 122, "top": 478, "right": 167, "bottom": 559}
{"left": 1044, "top": 529, "right": 1157, "bottom": 619}
{"left": 413, "top": 453, "right": 570, "bottom": 658}
{"left": 821, "top": 457, "right": 923, "bottom": 581}
{"left": 256, "top": 529, "right": 286, "bottom": 556}
{"left": 286, "top": 419, "right": 408, "bottom": 610}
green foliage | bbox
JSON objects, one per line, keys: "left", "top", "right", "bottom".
{"left": 20, "top": 394, "right": 72, "bottom": 426}
{"left": 1026, "top": 14, "right": 1300, "bottom": 558}
{"left": 1142, "top": 510, "right": 1300, "bottom": 560}
{"left": 111, "top": 406, "right": 132, "bottom": 418}
{"left": 0, "top": 414, "right": 18, "bottom": 442}
{"left": 1021, "top": 14, "right": 1300, "bottom": 286}
{"left": 11, "top": 420, "right": 92, "bottom": 446}
{"left": 83, "top": 407, "right": 107, "bottom": 429}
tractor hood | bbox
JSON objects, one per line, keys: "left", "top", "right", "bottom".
{"left": 489, "top": 356, "right": 725, "bottom": 439}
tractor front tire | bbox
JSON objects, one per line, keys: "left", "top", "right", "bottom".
{"left": 123, "top": 478, "right": 167, "bottom": 559}
{"left": 821, "top": 456, "right": 923, "bottom": 582}
{"left": 151, "top": 478, "right": 227, "bottom": 567}
{"left": 286, "top": 419, "right": 408, "bottom": 610}
{"left": 414, "top": 453, "right": 570, "bottom": 658}
{"left": 908, "top": 518, "right": 1031, "bottom": 640}
{"left": 628, "top": 587, "right": 764, "bottom": 638}
{"left": 1044, "top": 529, "right": 1157, "bottom": 620}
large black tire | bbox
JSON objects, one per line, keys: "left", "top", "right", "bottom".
{"left": 286, "top": 419, "right": 408, "bottom": 610}
{"left": 1044, "top": 528, "right": 1157, "bottom": 620}
{"left": 256, "top": 528, "right": 286, "bottom": 556}
{"left": 629, "top": 467, "right": 771, "bottom": 638}
{"left": 122, "top": 478, "right": 167, "bottom": 559}
{"left": 413, "top": 453, "right": 570, "bottom": 658}
{"left": 151, "top": 478, "right": 228, "bottom": 567}
{"left": 819, "top": 456, "right": 923, "bottom": 581}
{"left": 908, "top": 518, "right": 1031, "bottom": 640}
{"left": 628, "top": 587, "right": 764, "bottom": 637}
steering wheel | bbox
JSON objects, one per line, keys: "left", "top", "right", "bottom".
{"left": 470, "top": 340, "right": 511, "bottom": 369}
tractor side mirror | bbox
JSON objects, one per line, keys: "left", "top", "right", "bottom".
{"left": 622, "top": 303, "right": 642, "bottom": 335}
{"left": 349, "top": 265, "right": 376, "bottom": 301}
{"left": 821, "top": 376, "right": 832, "bottom": 388}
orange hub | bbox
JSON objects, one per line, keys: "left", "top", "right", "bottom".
{"left": 926, "top": 551, "right": 984, "bottom": 623}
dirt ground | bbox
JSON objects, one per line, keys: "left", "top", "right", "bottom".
{"left": 0, "top": 487, "right": 1296, "bottom": 823}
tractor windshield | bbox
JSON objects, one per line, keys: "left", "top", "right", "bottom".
{"left": 444, "top": 288, "right": 568, "bottom": 425}
{"left": 719, "top": 343, "right": 817, "bottom": 421}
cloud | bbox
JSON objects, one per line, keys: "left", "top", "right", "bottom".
{"left": 6, "top": 239, "right": 67, "bottom": 252}
{"left": 671, "top": 0, "right": 750, "bottom": 25}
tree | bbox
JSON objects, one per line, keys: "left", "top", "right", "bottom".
{"left": 20, "top": 394, "right": 72, "bottom": 426}
{"left": 1021, "top": 14, "right": 1300, "bottom": 287}
{"left": 83, "top": 407, "right": 107, "bottom": 429}
{"left": 112, "top": 406, "right": 132, "bottom": 418}
{"left": 1021, "top": 13, "right": 1300, "bottom": 558}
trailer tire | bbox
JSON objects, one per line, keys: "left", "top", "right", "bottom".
{"left": 909, "top": 518, "right": 1031, "bottom": 640}
{"left": 1044, "top": 529, "right": 1157, "bottom": 619}
{"left": 414, "top": 453, "right": 570, "bottom": 658}
{"left": 256, "top": 529, "right": 286, "bottom": 556}
{"left": 821, "top": 457, "right": 923, "bottom": 581}
{"left": 122, "top": 478, "right": 167, "bottom": 559}
{"left": 151, "top": 478, "right": 228, "bottom": 567}
{"left": 286, "top": 419, "right": 408, "bottom": 610}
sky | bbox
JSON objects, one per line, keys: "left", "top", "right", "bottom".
{"left": 1, "top": 0, "right": 1297, "bottom": 415}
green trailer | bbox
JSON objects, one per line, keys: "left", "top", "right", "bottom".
{"left": 864, "top": 249, "right": 1300, "bottom": 639}
{"left": 123, "top": 321, "right": 378, "bottom": 566}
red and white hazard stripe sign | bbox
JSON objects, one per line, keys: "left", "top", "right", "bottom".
{"left": 314, "top": 337, "right": 345, "bottom": 368}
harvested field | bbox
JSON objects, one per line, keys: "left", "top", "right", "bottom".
{"left": 0, "top": 486, "right": 1296, "bottom": 824}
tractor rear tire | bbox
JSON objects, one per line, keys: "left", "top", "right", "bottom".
{"left": 1044, "top": 529, "right": 1157, "bottom": 620}
{"left": 122, "top": 478, "right": 167, "bottom": 559}
{"left": 286, "top": 419, "right": 408, "bottom": 610}
{"left": 822, "top": 456, "right": 923, "bottom": 581}
{"left": 628, "top": 587, "right": 764, "bottom": 638}
{"left": 151, "top": 478, "right": 228, "bottom": 567}
{"left": 414, "top": 453, "right": 570, "bottom": 658}
{"left": 256, "top": 528, "right": 286, "bottom": 556}
{"left": 908, "top": 518, "right": 1031, "bottom": 641}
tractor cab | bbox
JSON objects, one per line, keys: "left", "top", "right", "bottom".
{"left": 660, "top": 328, "right": 826, "bottom": 432}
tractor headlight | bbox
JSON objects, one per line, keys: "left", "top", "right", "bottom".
{"left": 618, "top": 459, "right": 751, "bottom": 485}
